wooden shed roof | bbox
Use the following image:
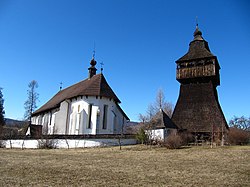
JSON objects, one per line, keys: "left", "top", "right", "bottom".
{"left": 149, "top": 109, "right": 178, "bottom": 129}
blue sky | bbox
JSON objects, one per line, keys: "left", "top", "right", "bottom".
{"left": 0, "top": 0, "right": 249, "bottom": 122}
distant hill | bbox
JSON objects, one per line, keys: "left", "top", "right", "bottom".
{"left": 124, "top": 121, "right": 140, "bottom": 134}
{"left": 5, "top": 118, "right": 27, "bottom": 127}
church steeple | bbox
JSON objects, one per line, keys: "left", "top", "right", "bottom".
{"left": 88, "top": 56, "right": 97, "bottom": 79}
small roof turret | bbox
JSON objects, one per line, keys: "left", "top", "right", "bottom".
{"left": 193, "top": 24, "right": 203, "bottom": 41}
{"left": 90, "top": 57, "right": 97, "bottom": 66}
{"left": 88, "top": 56, "right": 97, "bottom": 79}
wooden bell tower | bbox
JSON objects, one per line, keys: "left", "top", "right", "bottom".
{"left": 172, "top": 25, "right": 228, "bottom": 141}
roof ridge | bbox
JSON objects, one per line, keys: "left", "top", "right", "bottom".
{"left": 32, "top": 73, "right": 121, "bottom": 115}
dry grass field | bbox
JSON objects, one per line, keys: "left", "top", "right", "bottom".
{"left": 0, "top": 145, "right": 249, "bottom": 187}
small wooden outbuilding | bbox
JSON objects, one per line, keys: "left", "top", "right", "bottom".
{"left": 147, "top": 109, "right": 178, "bottom": 140}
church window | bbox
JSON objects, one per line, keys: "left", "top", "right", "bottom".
{"left": 78, "top": 105, "right": 80, "bottom": 113}
{"left": 103, "top": 105, "right": 108, "bottom": 129}
{"left": 87, "top": 104, "right": 93, "bottom": 129}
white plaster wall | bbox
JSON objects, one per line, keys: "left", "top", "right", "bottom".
{"left": 113, "top": 106, "right": 127, "bottom": 134}
{"left": 31, "top": 110, "right": 58, "bottom": 135}
{"left": 49, "top": 112, "right": 56, "bottom": 135}
{"left": 5, "top": 140, "right": 38, "bottom": 149}
{"left": 42, "top": 112, "right": 50, "bottom": 133}
{"left": 94, "top": 97, "right": 125, "bottom": 134}
{"left": 55, "top": 101, "right": 69, "bottom": 134}
{"left": 31, "top": 116, "right": 36, "bottom": 124}
{"left": 31, "top": 96, "right": 128, "bottom": 135}
{"left": 69, "top": 97, "right": 97, "bottom": 135}
{"left": 147, "top": 129, "right": 177, "bottom": 141}
{"left": 68, "top": 96, "right": 127, "bottom": 135}
{"left": 4, "top": 138, "right": 137, "bottom": 149}
{"left": 148, "top": 129, "right": 165, "bottom": 140}
{"left": 31, "top": 115, "right": 42, "bottom": 125}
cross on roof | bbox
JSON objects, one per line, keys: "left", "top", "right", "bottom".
{"left": 100, "top": 62, "right": 104, "bottom": 73}
{"left": 60, "top": 82, "right": 63, "bottom": 91}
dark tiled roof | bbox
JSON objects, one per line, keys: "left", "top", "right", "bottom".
{"left": 32, "top": 73, "right": 121, "bottom": 115}
{"left": 149, "top": 109, "right": 178, "bottom": 129}
{"left": 176, "top": 27, "right": 215, "bottom": 62}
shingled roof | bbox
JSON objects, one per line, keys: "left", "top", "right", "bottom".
{"left": 176, "top": 26, "right": 215, "bottom": 62}
{"left": 149, "top": 109, "right": 178, "bottom": 129}
{"left": 32, "top": 73, "right": 121, "bottom": 115}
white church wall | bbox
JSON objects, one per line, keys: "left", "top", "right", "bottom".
{"left": 69, "top": 97, "right": 97, "bottom": 135}
{"left": 31, "top": 116, "right": 36, "bottom": 124}
{"left": 31, "top": 112, "right": 52, "bottom": 135}
{"left": 55, "top": 100, "right": 69, "bottom": 134}
{"left": 49, "top": 111, "right": 57, "bottom": 134}
{"left": 95, "top": 97, "right": 116, "bottom": 134}
{"left": 31, "top": 114, "right": 42, "bottom": 125}
{"left": 41, "top": 112, "right": 50, "bottom": 133}
{"left": 31, "top": 96, "right": 128, "bottom": 136}
{"left": 113, "top": 106, "right": 128, "bottom": 134}
{"left": 68, "top": 96, "right": 126, "bottom": 135}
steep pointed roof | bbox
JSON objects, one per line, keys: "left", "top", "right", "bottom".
{"left": 176, "top": 26, "right": 215, "bottom": 62}
{"left": 149, "top": 109, "right": 178, "bottom": 129}
{"left": 32, "top": 73, "right": 121, "bottom": 115}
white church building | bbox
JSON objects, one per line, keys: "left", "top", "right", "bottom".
{"left": 29, "top": 57, "right": 129, "bottom": 136}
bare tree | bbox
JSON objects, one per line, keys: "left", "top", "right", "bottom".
{"left": 228, "top": 127, "right": 249, "bottom": 145}
{"left": 138, "top": 89, "right": 173, "bottom": 122}
{"left": 24, "top": 80, "right": 39, "bottom": 121}
{"left": 155, "top": 88, "right": 173, "bottom": 117}
{"left": 156, "top": 88, "right": 165, "bottom": 110}
{"left": 138, "top": 113, "right": 148, "bottom": 124}
{"left": 147, "top": 103, "right": 156, "bottom": 120}
{"left": 229, "top": 116, "right": 250, "bottom": 131}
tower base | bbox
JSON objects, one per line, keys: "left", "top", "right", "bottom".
{"left": 172, "top": 81, "right": 228, "bottom": 134}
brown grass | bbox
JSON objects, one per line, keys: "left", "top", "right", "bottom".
{"left": 0, "top": 145, "right": 249, "bottom": 186}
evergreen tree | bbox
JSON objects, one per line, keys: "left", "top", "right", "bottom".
{"left": 136, "top": 128, "right": 148, "bottom": 144}
{"left": 24, "top": 80, "right": 39, "bottom": 121}
{"left": 0, "top": 87, "right": 5, "bottom": 129}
